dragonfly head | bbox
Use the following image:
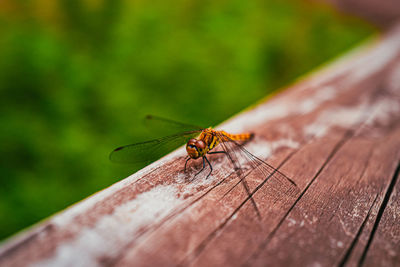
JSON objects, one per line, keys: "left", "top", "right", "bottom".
{"left": 186, "top": 138, "right": 206, "bottom": 159}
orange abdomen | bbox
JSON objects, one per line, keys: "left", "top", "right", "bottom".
{"left": 219, "top": 131, "right": 254, "bottom": 142}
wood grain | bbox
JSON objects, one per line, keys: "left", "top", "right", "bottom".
{"left": 1, "top": 22, "right": 400, "bottom": 267}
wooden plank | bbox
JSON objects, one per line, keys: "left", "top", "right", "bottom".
{"left": 360, "top": 165, "right": 400, "bottom": 267}
{"left": 114, "top": 26, "right": 400, "bottom": 267}
{"left": 247, "top": 120, "right": 400, "bottom": 266}
{"left": 1, "top": 23, "right": 400, "bottom": 267}
{"left": 324, "top": 0, "right": 400, "bottom": 28}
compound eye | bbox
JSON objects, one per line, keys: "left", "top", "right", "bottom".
{"left": 195, "top": 140, "right": 206, "bottom": 150}
{"left": 187, "top": 139, "right": 198, "bottom": 150}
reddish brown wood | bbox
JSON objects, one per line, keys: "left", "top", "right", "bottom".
{"left": 1, "top": 22, "right": 400, "bottom": 267}
{"left": 360, "top": 166, "right": 400, "bottom": 267}
{"left": 322, "top": 0, "right": 400, "bottom": 28}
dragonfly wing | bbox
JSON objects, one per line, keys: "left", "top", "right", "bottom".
{"left": 214, "top": 132, "right": 299, "bottom": 192}
{"left": 144, "top": 115, "right": 204, "bottom": 136}
{"left": 110, "top": 130, "right": 201, "bottom": 164}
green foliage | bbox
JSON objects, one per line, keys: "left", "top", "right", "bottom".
{"left": 0, "top": 0, "right": 373, "bottom": 240}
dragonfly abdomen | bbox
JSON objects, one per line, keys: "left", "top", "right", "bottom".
{"left": 218, "top": 131, "right": 253, "bottom": 142}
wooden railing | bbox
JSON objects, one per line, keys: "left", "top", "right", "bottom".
{"left": 2, "top": 20, "right": 400, "bottom": 267}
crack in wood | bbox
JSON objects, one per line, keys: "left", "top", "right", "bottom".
{"left": 358, "top": 161, "right": 400, "bottom": 266}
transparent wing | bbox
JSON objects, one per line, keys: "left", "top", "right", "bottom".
{"left": 214, "top": 132, "right": 299, "bottom": 193}
{"left": 143, "top": 115, "right": 204, "bottom": 136}
{"left": 110, "top": 130, "right": 201, "bottom": 164}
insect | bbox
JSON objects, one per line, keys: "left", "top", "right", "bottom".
{"left": 110, "top": 115, "right": 297, "bottom": 189}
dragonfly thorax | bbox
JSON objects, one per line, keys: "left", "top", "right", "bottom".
{"left": 186, "top": 138, "right": 207, "bottom": 159}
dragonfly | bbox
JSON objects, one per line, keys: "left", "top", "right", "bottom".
{"left": 110, "top": 115, "right": 298, "bottom": 194}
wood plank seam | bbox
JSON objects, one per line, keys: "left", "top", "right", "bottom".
{"left": 334, "top": 109, "right": 397, "bottom": 266}
{"left": 358, "top": 162, "right": 400, "bottom": 266}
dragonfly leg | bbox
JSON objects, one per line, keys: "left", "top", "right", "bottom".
{"left": 204, "top": 156, "right": 213, "bottom": 179}
{"left": 194, "top": 157, "right": 206, "bottom": 177}
{"left": 184, "top": 157, "right": 191, "bottom": 172}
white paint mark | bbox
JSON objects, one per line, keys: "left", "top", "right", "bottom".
{"left": 218, "top": 84, "right": 339, "bottom": 137}
{"left": 51, "top": 147, "right": 187, "bottom": 228}
{"left": 344, "top": 30, "right": 400, "bottom": 86}
{"left": 231, "top": 213, "right": 239, "bottom": 221}
{"left": 297, "top": 86, "right": 336, "bottom": 114}
{"left": 366, "top": 98, "right": 400, "bottom": 126}
{"left": 244, "top": 139, "right": 273, "bottom": 159}
{"left": 270, "top": 139, "right": 300, "bottom": 151}
{"left": 303, "top": 101, "right": 368, "bottom": 138}
{"left": 220, "top": 99, "right": 293, "bottom": 133}
{"left": 288, "top": 218, "right": 297, "bottom": 227}
{"left": 33, "top": 185, "right": 183, "bottom": 267}
{"left": 306, "top": 41, "right": 372, "bottom": 89}
{"left": 311, "top": 261, "right": 322, "bottom": 267}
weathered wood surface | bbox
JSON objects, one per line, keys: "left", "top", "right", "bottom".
{"left": 2, "top": 24, "right": 400, "bottom": 267}
{"left": 324, "top": 0, "right": 400, "bottom": 28}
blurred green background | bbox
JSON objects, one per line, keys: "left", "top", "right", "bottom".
{"left": 0, "top": 0, "right": 373, "bottom": 240}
